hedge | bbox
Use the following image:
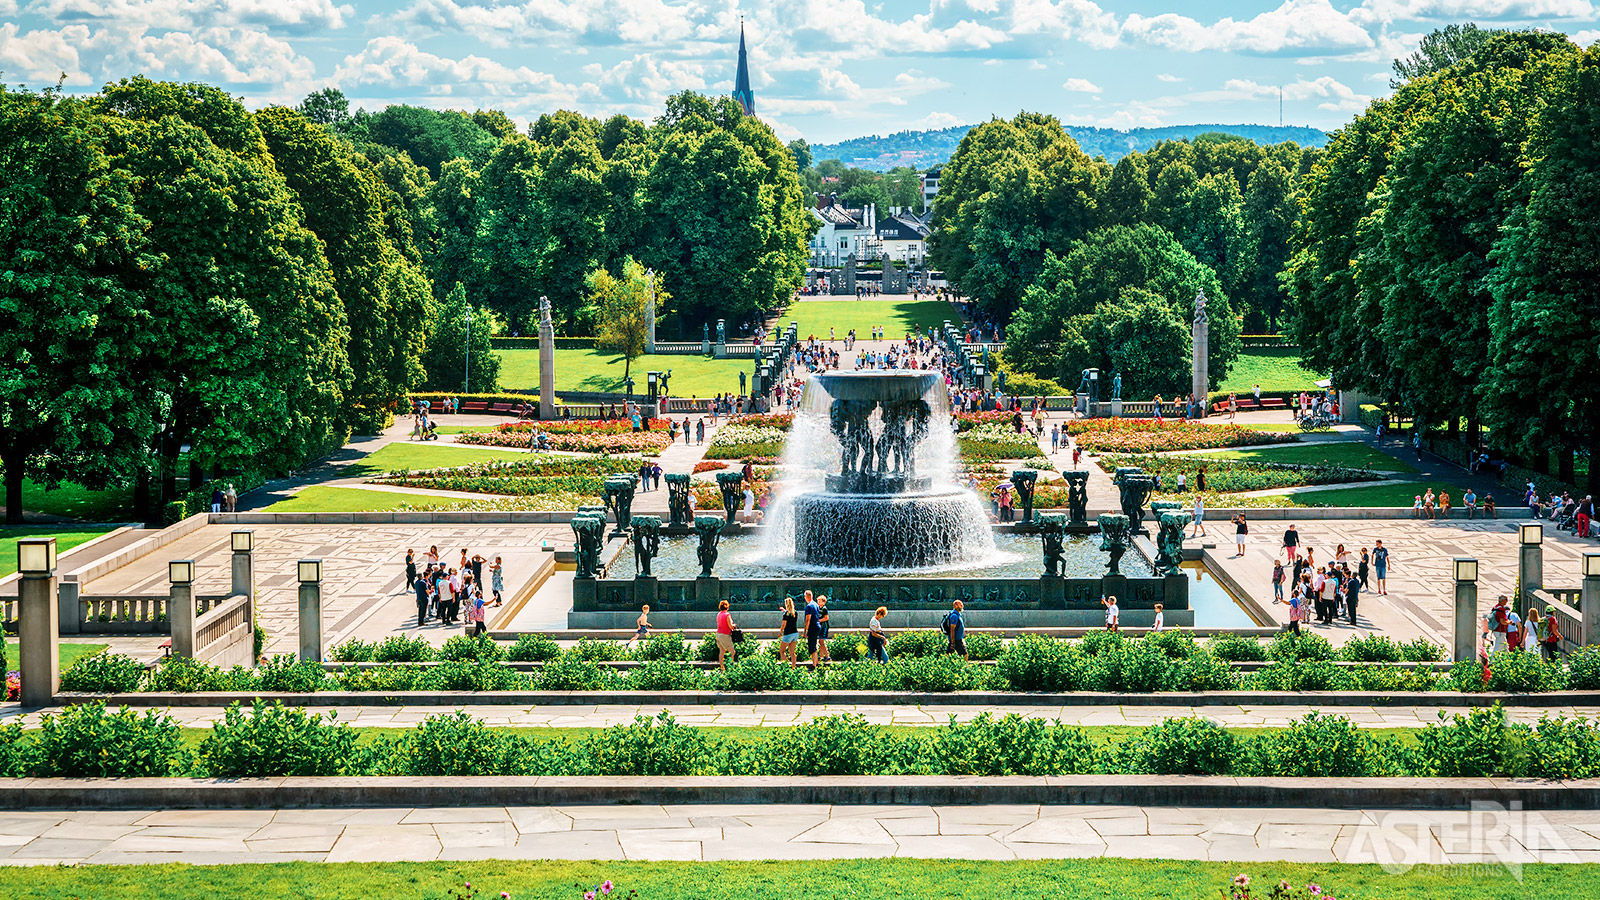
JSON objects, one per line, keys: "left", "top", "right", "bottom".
{"left": 5, "top": 701, "right": 1599, "bottom": 780}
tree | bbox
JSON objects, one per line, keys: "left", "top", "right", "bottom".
{"left": 363, "top": 105, "right": 500, "bottom": 177}
{"left": 1239, "top": 158, "right": 1296, "bottom": 331}
{"left": 0, "top": 88, "right": 155, "bottom": 522}
{"left": 296, "top": 88, "right": 349, "bottom": 128}
{"left": 788, "top": 138, "right": 812, "bottom": 171}
{"left": 589, "top": 259, "right": 664, "bottom": 388}
{"left": 1006, "top": 225, "right": 1234, "bottom": 396}
{"left": 1484, "top": 44, "right": 1600, "bottom": 492}
{"left": 421, "top": 283, "right": 499, "bottom": 393}
{"left": 1101, "top": 154, "right": 1153, "bottom": 227}
{"left": 1392, "top": 24, "right": 1498, "bottom": 87}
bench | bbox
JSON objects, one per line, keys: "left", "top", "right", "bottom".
{"left": 1234, "top": 399, "right": 1260, "bottom": 411}
{"left": 461, "top": 401, "right": 490, "bottom": 413}
{"left": 489, "top": 403, "right": 515, "bottom": 413}
{"left": 1260, "top": 398, "right": 1288, "bottom": 409}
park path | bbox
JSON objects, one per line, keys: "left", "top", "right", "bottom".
{"left": 0, "top": 802, "right": 1589, "bottom": 865}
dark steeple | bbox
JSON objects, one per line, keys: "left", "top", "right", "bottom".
{"left": 733, "top": 18, "right": 755, "bottom": 116}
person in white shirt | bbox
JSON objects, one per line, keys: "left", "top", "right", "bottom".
{"left": 1151, "top": 603, "right": 1164, "bottom": 632}
{"left": 1102, "top": 595, "right": 1120, "bottom": 632}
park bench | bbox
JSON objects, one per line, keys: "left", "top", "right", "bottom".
{"left": 1260, "top": 398, "right": 1288, "bottom": 409}
{"left": 489, "top": 403, "right": 515, "bottom": 413}
{"left": 461, "top": 401, "right": 490, "bottom": 413}
{"left": 1234, "top": 399, "right": 1260, "bottom": 411}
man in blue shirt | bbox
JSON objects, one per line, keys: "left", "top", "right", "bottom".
{"left": 802, "top": 590, "right": 824, "bottom": 665}
{"left": 413, "top": 574, "right": 432, "bottom": 628}
{"left": 943, "top": 600, "right": 967, "bottom": 659}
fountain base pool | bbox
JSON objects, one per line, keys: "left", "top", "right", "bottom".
{"left": 790, "top": 489, "right": 994, "bottom": 570}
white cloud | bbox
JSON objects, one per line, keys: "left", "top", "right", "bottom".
{"left": 391, "top": 0, "right": 699, "bottom": 49}
{"left": 89, "top": 26, "right": 317, "bottom": 84}
{"left": 1121, "top": 0, "right": 1374, "bottom": 55}
{"left": 1572, "top": 29, "right": 1600, "bottom": 44}
{"left": 1156, "top": 72, "right": 1182, "bottom": 82}
{"left": 0, "top": 22, "right": 87, "bottom": 83}
{"left": 1223, "top": 75, "right": 1373, "bottom": 111}
{"left": 1061, "top": 76, "right": 1101, "bottom": 92}
{"left": 1007, "top": 0, "right": 1121, "bottom": 50}
{"left": 0, "top": 0, "right": 17, "bottom": 14}
{"left": 578, "top": 52, "right": 707, "bottom": 109}
{"left": 335, "top": 36, "right": 575, "bottom": 104}
{"left": 1352, "top": 0, "right": 1596, "bottom": 25}
{"left": 919, "top": 111, "right": 961, "bottom": 128}
{"left": 28, "top": 0, "right": 353, "bottom": 33}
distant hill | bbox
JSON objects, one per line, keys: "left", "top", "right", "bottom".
{"left": 809, "top": 123, "right": 1330, "bottom": 171}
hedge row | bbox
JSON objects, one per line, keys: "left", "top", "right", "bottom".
{"left": 4, "top": 702, "right": 1597, "bottom": 780}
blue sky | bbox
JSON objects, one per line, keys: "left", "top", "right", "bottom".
{"left": 1, "top": 1, "right": 1595, "bottom": 143}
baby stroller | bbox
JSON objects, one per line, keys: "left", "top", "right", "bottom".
{"left": 420, "top": 419, "right": 440, "bottom": 441}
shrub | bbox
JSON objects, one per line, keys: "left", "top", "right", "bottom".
{"left": 889, "top": 654, "right": 988, "bottom": 692}
{"left": 329, "top": 639, "right": 375, "bottom": 663}
{"left": 372, "top": 634, "right": 435, "bottom": 662}
{"left": 751, "top": 714, "right": 902, "bottom": 775}
{"left": 1168, "top": 652, "right": 1238, "bottom": 692}
{"left": 1078, "top": 629, "right": 1124, "bottom": 656}
{"left": 886, "top": 629, "right": 947, "bottom": 659}
{"left": 964, "top": 632, "right": 1004, "bottom": 661}
{"left": 333, "top": 664, "right": 423, "bottom": 692}
{"left": 811, "top": 660, "right": 890, "bottom": 691}
{"left": 1109, "top": 641, "right": 1173, "bottom": 693}
{"left": 1241, "top": 712, "right": 1380, "bottom": 777}
{"left": 1349, "top": 664, "right": 1439, "bottom": 693}
{"left": 1484, "top": 650, "right": 1565, "bottom": 693}
{"left": 572, "top": 637, "right": 627, "bottom": 662}
{"left": 1400, "top": 638, "right": 1445, "bottom": 662}
{"left": 1206, "top": 634, "right": 1267, "bottom": 662}
{"left": 256, "top": 654, "right": 329, "bottom": 693}
{"left": 506, "top": 633, "right": 561, "bottom": 662}
{"left": 696, "top": 632, "right": 759, "bottom": 663}
{"left": 377, "top": 712, "right": 534, "bottom": 776}
{"left": 1117, "top": 717, "right": 1235, "bottom": 775}
{"left": 1521, "top": 716, "right": 1600, "bottom": 780}
{"left": 537, "top": 653, "right": 612, "bottom": 691}
{"left": 146, "top": 656, "right": 224, "bottom": 693}
{"left": 59, "top": 652, "right": 145, "bottom": 694}
{"left": 1142, "top": 630, "right": 1197, "bottom": 660}
{"left": 1447, "top": 659, "right": 1489, "bottom": 692}
{"left": 1250, "top": 660, "right": 1352, "bottom": 692}
{"left": 579, "top": 713, "right": 713, "bottom": 776}
{"left": 198, "top": 701, "right": 357, "bottom": 777}
{"left": 628, "top": 658, "right": 705, "bottom": 691}
{"left": 722, "top": 654, "right": 798, "bottom": 691}
{"left": 422, "top": 660, "right": 528, "bottom": 692}
{"left": 1568, "top": 647, "right": 1600, "bottom": 690}
{"left": 253, "top": 623, "right": 268, "bottom": 662}
{"left": 637, "top": 631, "right": 689, "bottom": 661}
{"left": 1414, "top": 706, "right": 1516, "bottom": 777}
{"left": 30, "top": 702, "right": 189, "bottom": 777}
{"left": 0, "top": 723, "right": 26, "bottom": 778}
{"left": 998, "top": 635, "right": 1076, "bottom": 692}
{"left": 440, "top": 634, "right": 506, "bottom": 662}
{"left": 826, "top": 633, "right": 865, "bottom": 662}
{"left": 1266, "top": 631, "right": 1333, "bottom": 662}
{"left": 1339, "top": 634, "right": 1402, "bottom": 663}
{"left": 927, "top": 713, "right": 1097, "bottom": 776}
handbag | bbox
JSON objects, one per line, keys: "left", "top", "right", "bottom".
{"left": 730, "top": 628, "right": 744, "bottom": 643}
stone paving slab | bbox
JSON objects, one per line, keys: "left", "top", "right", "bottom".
{"left": 0, "top": 804, "right": 1589, "bottom": 865}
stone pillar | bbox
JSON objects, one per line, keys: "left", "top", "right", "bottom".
{"left": 537, "top": 295, "right": 555, "bottom": 420}
{"left": 298, "top": 562, "right": 323, "bottom": 663}
{"left": 1191, "top": 291, "right": 1209, "bottom": 418}
{"left": 1518, "top": 542, "right": 1542, "bottom": 609}
{"left": 58, "top": 578, "right": 81, "bottom": 636}
{"left": 1581, "top": 553, "right": 1600, "bottom": 646}
{"left": 645, "top": 270, "right": 657, "bottom": 353}
{"left": 1453, "top": 576, "right": 1479, "bottom": 665}
{"left": 17, "top": 545, "right": 60, "bottom": 708}
{"left": 232, "top": 543, "right": 254, "bottom": 601}
{"left": 169, "top": 580, "right": 196, "bottom": 660}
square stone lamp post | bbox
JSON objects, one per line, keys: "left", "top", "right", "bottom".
{"left": 1452, "top": 557, "right": 1478, "bottom": 664}
{"left": 17, "top": 538, "right": 59, "bottom": 708}
{"left": 1519, "top": 523, "right": 1543, "bottom": 607}
{"left": 298, "top": 558, "right": 323, "bottom": 662}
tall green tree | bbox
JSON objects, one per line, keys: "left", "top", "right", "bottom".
{"left": 1484, "top": 44, "right": 1600, "bottom": 491}
{"left": 1392, "top": 23, "right": 1500, "bottom": 87}
{"left": 421, "top": 283, "right": 499, "bottom": 393}
{"left": 1101, "top": 153, "right": 1153, "bottom": 227}
{"left": 0, "top": 88, "right": 155, "bottom": 522}
{"left": 362, "top": 105, "right": 500, "bottom": 177}
{"left": 588, "top": 258, "right": 665, "bottom": 388}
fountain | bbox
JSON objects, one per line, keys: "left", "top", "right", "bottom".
{"left": 760, "top": 371, "right": 995, "bottom": 571}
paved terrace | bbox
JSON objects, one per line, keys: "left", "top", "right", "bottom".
{"left": 0, "top": 804, "right": 1590, "bottom": 864}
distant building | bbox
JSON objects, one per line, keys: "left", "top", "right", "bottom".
{"left": 808, "top": 197, "right": 931, "bottom": 268}
{"left": 921, "top": 165, "right": 941, "bottom": 212}
{"left": 732, "top": 21, "right": 755, "bottom": 116}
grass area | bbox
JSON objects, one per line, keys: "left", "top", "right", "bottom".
{"left": 1193, "top": 442, "right": 1418, "bottom": 473}
{"left": 343, "top": 442, "right": 533, "bottom": 478}
{"left": 1219, "top": 347, "right": 1325, "bottom": 393}
{"left": 497, "top": 349, "right": 750, "bottom": 396}
{"left": 432, "top": 425, "right": 500, "bottom": 434}
{"left": 0, "top": 859, "right": 1590, "bottom": 900}
{"left": 1289, "top": 481, "right": 1475, "bottom": 508}
{"left": 262, "top": 486, "right": 470, "bottom": 513}
{"left": 2, "top": 640, "right": 106, "bottom": 671}
{"left": 0, "top": 526, "right": 109, "bottom": 577}
{"left": 18, "top": 477, "right": 134, "bottom": 522}
{"left": 774, "top": 298, "right": 962, "bottom": 340}
{"left": 1225, "top": 422, "right": 1303, "bottom": 432}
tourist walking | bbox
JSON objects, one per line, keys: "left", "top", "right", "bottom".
{"left": 867, "top": 606, "right": 889, "bottom": 663}
{"left": 490, "top": 556, "right": 504, "bottom": 605}
{"left": 1282, "top": 524, "right": 1300, "bottom": 563}
{"left": 1272, "top": 560, "right": 1285, "bottom": 602}
{"left": 1102, "top": 594, "right": 1120, "bottom": 632}
{"left": 1358, "top": 548, "right": 1370, "bottom": 589}
{"left": 405, "top": 549, "right": 417, "bottom": 586}
{"left": 1541, "top": 606, "right": 1562, "bottom": 661}
{"left": 803, "top": 591, "right": 825, "bottom": 665}
{"left": 467, "top": 586, "right": 487, "bottom": 637}
{"left": 943, "top": 600, "right": 968, "bottom": 659}
{"left": 1233, "top": 513, "right": 1248, "bottom": 557}
{"left": 714, "top": 599, "right": 738, "bottom": 669}
{"left": 1152, "top": 603, "right": 1164, "bottom": 632}
{"left": 1192, "top": 496, "right": 1207, "bottom": 538}
{"left": 1373, "top": 540, "right": 1390, "bottom": 595}
{"left": 626, "top": 605, "right": 652, "bottom": 649}
{"left": 413, "top": 571, "right": 431, "bottom": 628}
{"left": 778, "top": 596, "right": 800, "bottom": 667}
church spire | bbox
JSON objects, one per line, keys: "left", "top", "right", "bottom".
{"left": 733, "top": 17, "right": 755, "bottom": 116}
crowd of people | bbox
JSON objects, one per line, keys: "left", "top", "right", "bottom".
{"left": 406, "top": 545, "right": 504, "bottom": 635}
{"left": 1528, "top": 487, "right": 1596, "bottom": 538}
{"left": 1270, "top": 528, "right": 1387, "bottom": 633}
{"left": 1483, "top": 594, "right": 1562, "bottom": 661}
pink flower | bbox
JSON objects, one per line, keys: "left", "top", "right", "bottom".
{"left": 601, "top": 882, "right": 614, "bottom": 894}
{"left": 1233, "top": 875, "right": 1250, "bottom": 886}
{"left": 501, "top": 894, "right": 510, "bottom": 899}
{"left": 585, "top": 893, "right": 596, "bottom": 900}
{"left": 1308, "top": 885, "right": 1321, "bottom": 895}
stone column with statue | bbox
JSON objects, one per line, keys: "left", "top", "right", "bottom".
{"left": 538, "top": 295, "right": 555, "bottom": 419}
{"left": 1191, "top": 290, "right": 1209, "bottom": 418}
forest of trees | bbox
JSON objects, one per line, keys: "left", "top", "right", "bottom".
{"left": 0, "top": 81, "right": 811, "bottom": 524}
{"left": 1288, "top": 29, "right": 1600, "bottom": 492}
{"left": 929, "top": 115, "right": 1315, "bottom": 397}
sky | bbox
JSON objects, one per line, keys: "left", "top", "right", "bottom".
{"left": 0, "top": 1, "right": 1596, "bottom": 144}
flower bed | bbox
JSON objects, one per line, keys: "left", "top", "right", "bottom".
{"left": 7, "top": 699, "right": 1599, "bottom": 781}
{"left": 1065, "top": 419, "right": 1297, "bottom": 453}
{"left": 454, "top": 419, "right": 676, "bottom": 454}
{"left": 372, "top": 456, "right": 643, "bottom": 498}
{"left": 957, "top": 422, "right": 1041, "bottom": 461}
{"left": 1098, "top": 454, "right": 1382, "bottom": 493}
{"left": 693, "top": 460, "right": 729, "bottom": 473}
{"left": 704, "top": 423, "right": 788, "bottom": 460}
{"left": 954, "top": 409, "right": 1014, "bottom": 432}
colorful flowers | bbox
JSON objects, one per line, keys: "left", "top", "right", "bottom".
{"left": 1064, "top": 418, "right": 1296, "bottom": 453}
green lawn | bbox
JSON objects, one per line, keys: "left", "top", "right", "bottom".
{"left": 1289, "top": 481, "right": 1474, "bottom": 508}
{"left": 1219, "top": 347, "right": 1325, "bottom": 393}
{"left": 0, "top": 526, "right": 109, "bottom": 577}
{"left": 343, "top": 442, "right": 532, "bottom": 478}
{"left": 1227, "top": 422, "right": 1303, "bottom": 432}
{"left": 3, "top": 640, "right": 107, "bottom": 671}
{"left": 1194, "top": 443, "right": 1418, "bottom": 473}
{"left": 497, "top": 349, "right": 750, "bottom": 396}
{"left": 17, "top": 478, "right": 135, "bottom": 522}
{"left": 262, "top": 486, "right": 467, "bottom": 513}
{"left": 773, "top": 298, "right": 962, "bottom": 340}
{"left": 0, "top": 859, "right": 1590, "bottom": 900}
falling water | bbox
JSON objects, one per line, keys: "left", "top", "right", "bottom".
{"left": 756, "top": 371, "right": 999, "bottom": 572}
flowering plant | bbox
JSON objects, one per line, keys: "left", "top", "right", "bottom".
{"left": 729, "top": 413, "right": 794, "bottom": 430}
{"left": 443, "top": 880, "right": 508, "bottom": 900}
{"left": 577, "top": 879, "right": 634, "bottom": 900}
{"left": 953, "top": 409, "right": 1014, "bottom": 431}
{"left": 693, "top": 460, "right": 730, "bottom": 473}
{"left": 5, "top": 671, "right": 18, "bottom": 701}
{"left": 1225, "top": 874, "right": 1338, "bottom": 900}
{"left": 494, "top": 419, "right": 672, "bottom": 435}
{"left": 1065, "top": 418, "right": 1296, "bottom": 453}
